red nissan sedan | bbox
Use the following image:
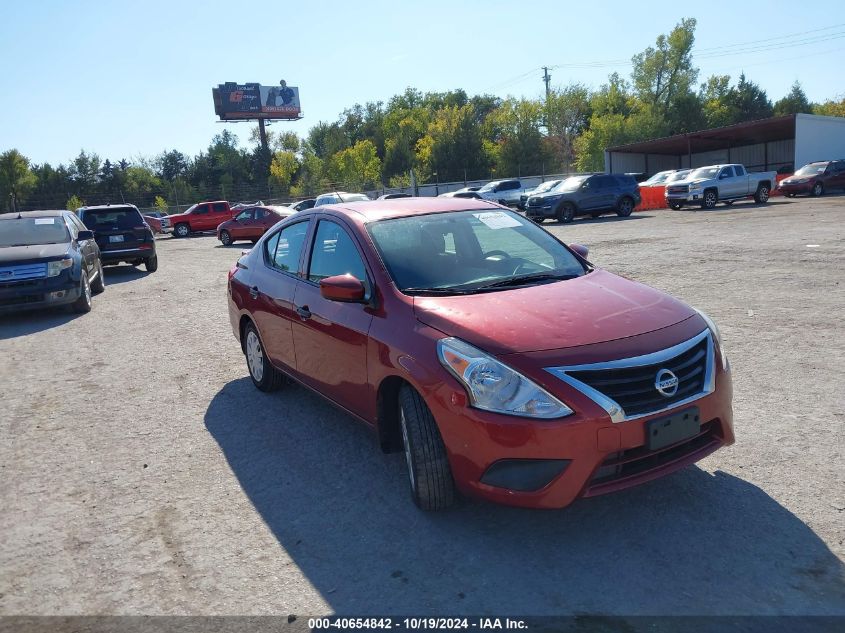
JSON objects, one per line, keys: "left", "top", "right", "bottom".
{"left": 227, "top": 198, "right": 734, "bottom": 510}
{"left": 217, "top": 205, "right": 295, "bottom": 246}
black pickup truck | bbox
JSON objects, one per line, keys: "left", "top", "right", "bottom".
{"left": 0, "top": 210, "right": 104, "bottom": 314}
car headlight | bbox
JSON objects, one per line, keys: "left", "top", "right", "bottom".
{"left": 694, "top": 308, "right": 729, "bottom": 371}
{"left": 796, "top": 178, "right": 809, "bottom": 184}
{"left": 47, "top": 258, "right": 73, "bottom": 277}
{"left": 437, "top": 337, "right": 573, "bottom": 419}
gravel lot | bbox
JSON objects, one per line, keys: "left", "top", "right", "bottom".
{"left": 1, "top": 195, "right": 843, "bottom": 617}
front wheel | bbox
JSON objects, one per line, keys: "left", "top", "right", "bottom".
{"left": 220, "top": 230, "right": 233, "bottom": 246}
{"left": 557, "top": 202, "right": 576, "bottom": 224}
{"left": 72, "top": 272, "right": 92, "bottom": 313}
{"left": 244, "top": 322, "right": 285, "bottom": 392}
{"left": 145, "top": 254, "right": 158, "bottom": 272}
{"left": 174, "top": 223, "right": 190, "bottom": 238}
{"left": 616, "top": 196, "right": 634, "bottom": 217}
{"left": 399, "top": 385, "right": 455, "bottom": 511}
{"left": 812, "top": 182, "right": 824, "bottom": 197}
{"left": 753, "top": 184, "right": 770, "bottom": 204}
{"left": 701, "top": 190, "right": 718, "bottom": 209}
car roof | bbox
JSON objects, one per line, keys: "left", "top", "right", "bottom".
{"left": 78, "top": 203, "right": 139, "bottom": 211}
{"left": 310, "top": 197, "right": 508, "bottom": 223}
{"left": 0, "top": 209, "right": 68, "bottom": 219}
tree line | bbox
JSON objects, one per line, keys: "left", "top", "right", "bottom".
{"left": 2, "top": 18, "right": 843, "bottom": 213}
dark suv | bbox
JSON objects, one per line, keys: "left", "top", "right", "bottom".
{"left": 77, "top": 204, "right": 158, "bottom": 271}
{"left": 0, "top": 210, "right": 104, "bottom": 314}
{"left": 524, "top": 174, "right": 641, "bottom": 223}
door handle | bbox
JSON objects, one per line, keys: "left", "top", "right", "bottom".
{"left": 249, "top": 285, "right": 259, "bottom": 299}
{"left": 296, "top": 305, "right": 312, "bottom": 320}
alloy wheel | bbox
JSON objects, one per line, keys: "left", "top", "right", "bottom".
{"left": 245, "top": 330, "right": 264, "bottom": 382}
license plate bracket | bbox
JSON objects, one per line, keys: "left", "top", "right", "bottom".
{"left": 109, "top": 235, "right": 124, "bottom": 243}
{"left": 646, "top": 407, "right": 701, "bottom": 451}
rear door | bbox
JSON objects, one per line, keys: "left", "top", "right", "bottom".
{"left": 257, "top": 208, "right": 283, "bottom": 235}
{"left": 290, "top": 217, "right": 374, "bottom": 418}
{"left": 250, "top": 219, "right": 312, "bottom": 371}
{"left": 211, "top": 202, "right": 231, "bottom": 229}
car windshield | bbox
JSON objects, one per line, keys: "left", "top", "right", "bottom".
{"left": 81, "top": 208, "right": 143, "bottom": 230}
{"left": 341, "top": 194, "right": 370, "bottom": 202}
{"left": 0, "top": 217, "right": 70, "bottom": 247}
{"left": 555, "top": 176, "right": 589, "bottom": 192}
{"left": 689, "top": 167, "right": 720, "bottom": 179}
{"left": 477, "top": 181, "right": 501, "bottom": 193}
{"left": 794, "top": 163, "right": 827, "bottom": 176}
{"left": 666, "top": 170, "right": 691, "bottom": 182}
{"left": 642, "top": 171, "right": 672, "bottom": 186}
{"left": 533, "top": 180, "right": 561, "bottom": 194}
{"left": 367, "top": 209, "right": 587, "bottom": 295}
{"left": 183, "top": 204, "right": 198, "bottom": 214}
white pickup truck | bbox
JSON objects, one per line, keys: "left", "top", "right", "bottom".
{"left": 665, "top": 164, "right": 776, "bottom": 209}
{"left": 475, "top": 179, "right": 530, "bottom": 206}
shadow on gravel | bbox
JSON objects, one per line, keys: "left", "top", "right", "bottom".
{"left": 546, "top": 214, "right": 653, "bottom": 227}
{"left": 0, "top": 310, "right": 82, "bottom": 339}
{"left": 205, "top": 377, "right": 845, "bottom": 615}
{"left": 102, "top": 265, "right": 150, "bottom": 285}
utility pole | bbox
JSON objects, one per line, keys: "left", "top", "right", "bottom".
{"left": 542, "top": 67, "right": 552, "bottom": 130}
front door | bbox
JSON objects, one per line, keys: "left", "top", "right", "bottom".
{"left": 291, "top": 218, "right": 374, "bottom": 418}
{"left": 230, "top": 209, "right": 256, "bottom": 239}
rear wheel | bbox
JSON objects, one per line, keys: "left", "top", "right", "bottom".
{"left": 701, "top": 189, "right": 718, "bottom": 209}
{"left": 557, "top": 202, "right": 576, "bottom": 224}
{"left": 90, "top": 259, "right": 105, "bottom": 294}
{"left": 812, "top": 182, "right": 824, "bottom": 197}
{"left": 220, "top": 230, "right": 233, "bottom": 246}
{"left": 174, "top": 223, "right": 189, "bottom": 238}
{"left": 244, "top": 322, "right": 285, "bottom": 392}
{"left": 616, "top": 196, "right": 634, "bottom": 217}
{"left": 72, "top": 272, "right": 92, "bottom": 313}
{"left": 753, "top": 184, "right": 770, "bottom": 204}
{"left": 399, "top": 385, "right": 455, "bottom": 511}
{"left": 145, "top": 254, "right": 158, "bottom": 272}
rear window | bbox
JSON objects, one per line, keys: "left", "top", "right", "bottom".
{"left": 80, "top": 207, "right": 143, "bottom": 230}
{"left": 0, "top": 217, "right": 70, "bottom": 247}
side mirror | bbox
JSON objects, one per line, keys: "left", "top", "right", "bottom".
{"left": 569, "top": 243, "right": 589, "bottom": 259}
{"left": 320, "top": 274, "right": 366, "bottom": 302}
{"left": 77, "top": 230, "right": 94, "bottom": 241}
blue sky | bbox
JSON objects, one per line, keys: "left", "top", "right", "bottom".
{"left": 2, "top": 0, "right": 843, "bottom": 165}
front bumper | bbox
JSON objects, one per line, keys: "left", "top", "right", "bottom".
{"left": 100, "top": 246, "right": 155, "bottom": 264}
{"left": 778, "top": 182, "right": 812, "bottom": 194}
{"left": 525, "top": 205, "right": 555, "bottom": 219}
{"left": 424, "top": 326, "right": 734, "bottom": 509}
{"left": 0, "top": 278, "right": 82, "bottom": 314}
{"left": 666, "top": 192, "right": 702, "bottom": 204}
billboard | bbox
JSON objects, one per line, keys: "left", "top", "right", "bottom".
{"left": 213, "top": 82, "right": 302, "bottom": 120}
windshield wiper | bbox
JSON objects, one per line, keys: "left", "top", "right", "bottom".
{"left": 403, "top": 286, "right": 475, "bottom": 296}
{"left": 474, "top": 272, "right": 581, "bottom": 290}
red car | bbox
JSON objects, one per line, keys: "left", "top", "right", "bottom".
{"left": 778, "top": 160, "right": 845, "bottom": 197}
{"left": 168, "top": 200, "right": 233, "bottom": 238}
{"left": 216, "top": 205, "right": 294, "bottom": 246}
{"left": 227, "top": 198, "right": 734, "bottom": 510}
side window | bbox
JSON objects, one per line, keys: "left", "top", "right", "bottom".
{"left": 720, "top": 167, "right": 735, "bottom": 179}
{"left": 503, "top": 181, "right": 519, "bottom": 191}
{"left": 213, "top": 202, "right": 228, "bottom": 213}
{"left": 68, "top": 213, "right": 87, "bottom": 233}
{"left": 235, "top": 209, "right": 254, "bottom": 221}
{"left": 307, "top": 220, "right": 369, "bottom": 294}
{"left": 255, "top": 208, "right": 267, "bottom": 219}
{"left": 194, "top": 205, "right": 209, "bottom": 215}
{"left": 265, "top": 221, "right": 310, "bottom": 274}
{"left": 64, "top": 215, "right": 79, "bottom": 238}
{"left": 734, "top": 165, "right": 745, "bottom": 176}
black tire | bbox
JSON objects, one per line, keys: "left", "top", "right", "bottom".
{"left": 90, "top": 259, "right": 105, "bottom": 295}
{"left": 220, "top": 230, "right": 233, "bottom": 246}
{"left": 145, "top": 254, "right": 158, "bottom": 272}
{"left": 557, "top": 202, "right": 576, "bottom": 224}
{"left": 701, "top": 189, "right": 718, "bottom": 209}
{"left": 530, "top": 217, "right": 544, "bottom": 224}
{"left": 812, "top": 182, "right": 824, "bottom": 197}
{"left": 399, "top": 385, "right": 455, "bottom": 511}
{"left": 243, "top": 322, "right": 285, "bottom": 392}
{"left": 753, "top": 184, "right": 770, "bottom": 204}
{"left": 669, "top": 203, "right": 683, "bottom": 210}
{"left": 616, "top": 196, "right": 634, "bottom": 217}
{"left": 72, "top": 271, "right": 92, "bottom": 313}
{"left": 174, "top": 223, "right": 190, "bottom": 238}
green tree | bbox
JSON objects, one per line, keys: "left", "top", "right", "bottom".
{"left": 813, "top": 97, "right": 845, "bottom": 117}
{"left": 700, "top": 75, "right": 737, "bottom": 128}
{"left": 729, "top": 74, "right": 773, "bottom": 122}
{"left": 70, "top": 150, "right": 101, "bottom": 195}
{"left": 487, "top": 98, "right": 548, "bottom": 177}
{"left": 269, "top": 151, "right": 299, "bottom": 195}
{"left": 417, "top": 104, "right": 488, "bottom": 182}
{"left": 631, "top": 19, "right": 698, "bottom": 112}
{"left": 153, "top": 195, "right": 169, "bottom": 214}
{"left": 290, "top": 151, "right": 327, "bottom": 198}
{"left": 574, "top": 113, "right": 629, "bottom": 172}
{"left": 545, "top": 84, "right": 593, "bottom": 171}
{"left": 66, "top": 194, "right": 84, "bottom": 212}
{"left": 326, "top": 140, "right": 382, "bottom": 191}
{"left": 774, "top": 81, "right": 811, "bottom": 116}
{"left": 0, "top": 149, "right": 37, "bottom": 213}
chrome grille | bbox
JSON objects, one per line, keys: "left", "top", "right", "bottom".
{"left": 0, "top": 262, "right": 48, "bottom": 283}
{"left": 667, "top": 185, "right": 689, "bottom": 194}
{"left": 546, "top": 330, "right": 714, "bottom": 422}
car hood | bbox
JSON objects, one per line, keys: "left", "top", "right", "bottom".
{"left": 0, "top": 243, "right": 71, "bottom": 264}
{"left": 413, "top": 269, "right": 696, "bottom": 354}
{"left": 531, "top": 190, "right": 575, "bottom": 201}
{"left": 671, "top": 178, "right": 710, "bottom": 187}
{"left": 167, "top": 212, "right": 189, "bottom": 221}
